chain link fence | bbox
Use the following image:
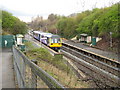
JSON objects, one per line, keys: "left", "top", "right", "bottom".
{"left": 12, "top": 46, "right": 65, "bottom": 89}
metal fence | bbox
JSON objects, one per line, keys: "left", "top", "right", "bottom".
{"left": 12, "top": 46, "right": 65, "bottom": 89}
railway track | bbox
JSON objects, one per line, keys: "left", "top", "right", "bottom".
{"left": 26, "top": 34, "right": 120, "bottom": 88}
{"left": 61, "top": 42, "right": 120, "bottom": 88}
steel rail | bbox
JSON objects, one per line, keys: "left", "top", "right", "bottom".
{"left": 61, "top": 43, "right": 120, "bottom": 87}
{"left": 62, "top": 43, "right": 120, "bottom": 68}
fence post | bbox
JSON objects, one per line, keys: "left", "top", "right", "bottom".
{"left": 31, "top": 60, "right": 37, "bottom": 88}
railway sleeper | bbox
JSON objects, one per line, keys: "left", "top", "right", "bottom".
{"left": 61, "top": 48, "right": 120, "bottom": 87}
{"left": 76, "top": 62, "right": 119, "bottom": 88}
{"left": 77, "top": 63, "right": 120, "bottom": 88}
{"left": 62, "top": 46, "right": 120, "bottom": 77}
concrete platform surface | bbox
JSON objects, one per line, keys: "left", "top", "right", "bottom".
{"left": 1, "top": 48, "right": 15, "bottom": 88}
{"left": 63, "top": 40, "right": 118, "bottom": 61}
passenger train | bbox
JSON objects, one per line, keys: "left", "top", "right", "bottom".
{"left": 32, "top": 31, "right": 62, "bottom": 51}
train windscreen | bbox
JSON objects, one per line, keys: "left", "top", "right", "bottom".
{"left": 51, "top": 38, "right": 61, "bottom": 43}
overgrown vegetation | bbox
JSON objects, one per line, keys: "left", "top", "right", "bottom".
{"left": 2, "top": 10, "right": 28, "bottom": 35}
{"left": 25, "top": 41, "right": 90, "bottom": 88}
{"left": 25, "top": 41, "right": 70, "bottom": 72}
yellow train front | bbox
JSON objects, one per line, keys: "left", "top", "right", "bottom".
{"left": 48, "top": 35, "right": 62, "bottom": 51}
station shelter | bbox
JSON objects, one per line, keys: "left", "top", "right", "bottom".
{"left": 79, "top": 33, "right": 88, "bottom": 43}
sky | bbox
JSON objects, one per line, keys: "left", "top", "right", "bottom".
{"left": 1, "top": 0, "right": 120, "bottom": 22}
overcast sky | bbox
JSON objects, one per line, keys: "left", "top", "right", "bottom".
{"left": 1, "top": 0, "right": 119, "bottom": 22}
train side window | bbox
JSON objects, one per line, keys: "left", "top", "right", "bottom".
{"left": 42, "top": 35, "right": 44, "bottom": 38}
{"left": 47, "top": 37, "right": 49, "bottom": 44}
{"left": 51, "top": 39, "right": 54, "bottom": 43}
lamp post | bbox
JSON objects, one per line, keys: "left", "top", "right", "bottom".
{"left": 110, "top": 32, "right": 112, "bottom": 47}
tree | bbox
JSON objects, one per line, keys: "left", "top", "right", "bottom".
{"left": 2, "top": 10, "right": 28, "bottom": 35}
{"left": 48, "top": 14, "right": 57, "bottom": 22}
{"left": 57, "top": 17, "right": 77, "bottom": 39}
{"left": 98, "top": 3, "right": 120, "bottom": 38}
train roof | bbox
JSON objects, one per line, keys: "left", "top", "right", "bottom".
{"left": 51, "top": 35, "right": 60, "bottom": 38}
{"left": 33, "top": 31, "right": 60, "bottom": 38}
{"left": 40, "top": 33, "right": 53, "bottom": 37}
{"left": 33, "top": 31, "right": 52, "bottom": 35}
{"left": 33, "top": 31, "right": 43, "bottom": 34}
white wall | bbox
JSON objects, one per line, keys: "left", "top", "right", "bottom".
{"left": 17, "top": 38, "right": 23, "bottom": 45}
{"left": 87, "top": 36, "right": 91, "bottom": 43}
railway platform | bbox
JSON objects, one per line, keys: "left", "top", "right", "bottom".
{"left": 1, "top": 48, "right": 16, "bottom": 89}
{"left": 63, "top": 40, "right": 119, "bottom": 61}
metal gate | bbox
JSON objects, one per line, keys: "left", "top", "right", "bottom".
{"left": 0, "top": 35, "right": 15, "bottom": 48}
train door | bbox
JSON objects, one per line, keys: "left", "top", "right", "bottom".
{"left": 38, "top": 34, "right": 41, "bottom": 41}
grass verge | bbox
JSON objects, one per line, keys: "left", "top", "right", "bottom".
{"left": 25, "top": 41, "right": 90, "bottom": 88}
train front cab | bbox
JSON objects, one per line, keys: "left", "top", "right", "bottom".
{"left": 49, "top": 36, "right": 62, "bottom": 51}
